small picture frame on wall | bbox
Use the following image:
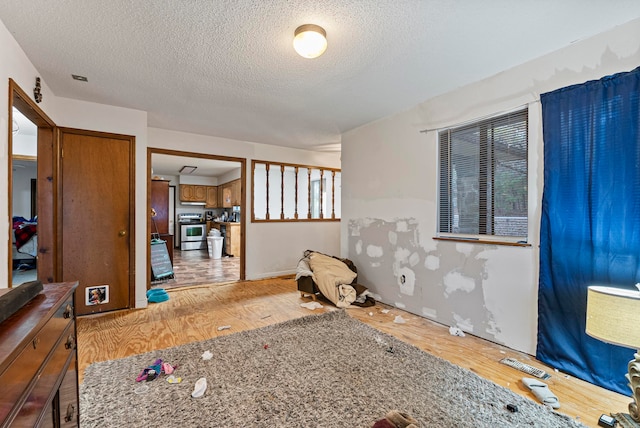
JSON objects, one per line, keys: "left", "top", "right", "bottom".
{"left": 86, "top": 285, "right": 109, "bottom": 306}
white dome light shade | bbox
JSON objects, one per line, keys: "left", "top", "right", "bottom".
{"left": 293, "top": 24, "right": 327, "bottom": 59}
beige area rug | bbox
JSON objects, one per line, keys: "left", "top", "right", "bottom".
{"left": 79, "top": 311, "right": 585, "bottom": 427}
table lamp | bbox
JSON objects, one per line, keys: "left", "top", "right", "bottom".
{"left": 586, "top": 285, "right": 640, "bottom": 422}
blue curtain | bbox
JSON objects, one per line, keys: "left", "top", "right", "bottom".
{"left": 539, "top": 66, "right": 640, "bottom": 395}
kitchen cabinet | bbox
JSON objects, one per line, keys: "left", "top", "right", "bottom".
{"left": 193, "top": 186, "right": 206, "bottom": 202}
{"left": 205, "top": 186, "right": 218, "bottom": 208}
{"left": 225, "top": 223, "right": 241, "bottom": 257}
{"left": 217, "top": 186, "right": 224, "bottom": 207}
{"left": 0, "top": 282, "right": 79, "bottom": 427}
{"left": 220, "top": 179, "right": 241, "bottom": 208}
{"left": 210, "top": 222, "right": 240, "bottom": 257}
{"left": 151, "top": 179, "right": 170, "bottom": 234}
{"left": 230, "top": 179, "right": 241, "bottom": 206}
{"left": 221, "top": 185, "right": 232, "bottom": 208}
{"left": 180, "top": 184, "right": 206, "bottom": 202}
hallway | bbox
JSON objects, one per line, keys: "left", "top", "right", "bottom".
{"left": 154, "top": 249, "right": 240, "bottom": 289}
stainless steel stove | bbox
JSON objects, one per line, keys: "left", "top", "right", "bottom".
{"left": 178, "top": 213, "right": 206, "bottom": 250}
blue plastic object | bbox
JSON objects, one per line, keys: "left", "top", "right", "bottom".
{"left": 147, "top": 288, "right": 169, "bottom": 303}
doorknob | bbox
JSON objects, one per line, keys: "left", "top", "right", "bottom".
{"left": 119, "top": 230, "right": 127, "bottom": 237}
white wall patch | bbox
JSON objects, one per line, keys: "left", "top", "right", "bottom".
{"left": 425, "top": 255, "right": 440, "bottom": 270}
{"left": 409, "top": 251, "right": 420, "bottom": 267}
{"left": 453, "top": 313, "right": 474, "bottom": 333}
{"left": 422, "top": 307, "right": 437, "bottom": 318}
{"left": 396, "top": 220, "right": 409, "bottom": 232}
{"left": 397, "top": 266, "right": 415, "bottom": 296}
{"left": 394, "top": 301, "right": 407, "bottom": 309}
{"left": 394, "top": 247, "right": 411, "bottom": 263}
{"left": 366, "top": 244, "right": 383, "bottom": 258}
{"left": 443, "top": 271, "right": 476, "bottom": 295}
{"left": 355, "top": 239, "right": 363, "bottom": 255}
{"left": 349, "top": 222, "right": 361, "bottom": 237}
{"left": 485, "top": 318, "right": 500, "bottom": 336}
{"left": 388, "top": 230, "right": 398, "bottom": 245}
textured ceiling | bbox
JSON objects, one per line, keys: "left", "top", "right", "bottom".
{"left": 1, "top": 1, "right": 639, "bottom": 151}
{"left": 151, "top": 154, "right": 241, "bottom": 178}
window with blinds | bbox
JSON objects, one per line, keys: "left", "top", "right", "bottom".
{"left": 438, "top": 108, "right": 528, "bottom": 239}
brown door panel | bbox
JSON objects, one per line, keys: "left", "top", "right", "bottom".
{"left": 59, "top": 129, "right": 134, "bottom": 315}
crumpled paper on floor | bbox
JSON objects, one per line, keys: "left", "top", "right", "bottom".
{"left": 393, "top": 315, "right": 407, "bottom": 324}
{"left": 300, "top": 301, "right": 323, "bottom": 310}
{"left": 449, "top": 326, "right": 466, "bottom": 337}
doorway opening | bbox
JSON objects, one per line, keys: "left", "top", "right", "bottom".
{"left": 8, "top": 79, "right": 57, "bottom": 287}
{"left": 11, "top": 108, "right": 38, "bottom": 285}
{"left": 148, "top": 148, "right": 246, "bottom": 289}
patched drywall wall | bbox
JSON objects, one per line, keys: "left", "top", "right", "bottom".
{"left": 348, "top": 218, "right": 535, "bottom": 350}
{"left": 341, "top": 18, "right": 640, "bottom": 355}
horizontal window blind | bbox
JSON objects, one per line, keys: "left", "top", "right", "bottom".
{"left": 438, "top": 109, "right": 528, "bottom": 238}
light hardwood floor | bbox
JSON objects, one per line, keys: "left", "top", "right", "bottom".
{"left": 76, "top": 277, "right": 630, "bottom": 427}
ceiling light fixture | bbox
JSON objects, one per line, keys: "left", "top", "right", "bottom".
{"left": 179, "top": 165, "right": 197, "bottom": 174}
{"left": 293, "top": 24, "right": 327, "bottom": 59}
{"left": 72, "top": 74, "right": 88, "bottom": 82}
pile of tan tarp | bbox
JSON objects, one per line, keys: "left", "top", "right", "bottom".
{"left": 308, "top": 252, "right": 359, "bottom": 308}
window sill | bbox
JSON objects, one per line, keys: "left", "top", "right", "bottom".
{"left": 433, "top": 236, "right": 531, "bottom": 247}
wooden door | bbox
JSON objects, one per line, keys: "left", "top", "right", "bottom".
{"left": 59, "top": 128, "right": 134, "bottom": 315}
{"left": 151, "top": 180, "right": 169, "bottom": 234}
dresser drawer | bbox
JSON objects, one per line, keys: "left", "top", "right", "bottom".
{"left": 12, "top": 321, "right": 76, "bottom": 427}
{"left": 0, "top": 296, "right": 73, "bottom": 423}
{"left": 57, "top": 352, "right": 79, "bottom": 427}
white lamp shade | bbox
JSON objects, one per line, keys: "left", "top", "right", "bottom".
{"left": 293, "top": 24, "right": 327, "bottom": 59}
{"left": 586, "top": 285, "right": 640, "bottom": 349}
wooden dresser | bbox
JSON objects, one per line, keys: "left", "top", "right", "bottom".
{"left": 0, "top": 282, "right": 79, "bottom": 427}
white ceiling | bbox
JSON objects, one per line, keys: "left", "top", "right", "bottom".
{"left": 12, "top": 108, "right": 37, "bottom": 137}
{"left": 1, "top": 1, "right": 640, "bottom": 151}
{"left": 151, "top": 153, "right": 240, "bottom": 178}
